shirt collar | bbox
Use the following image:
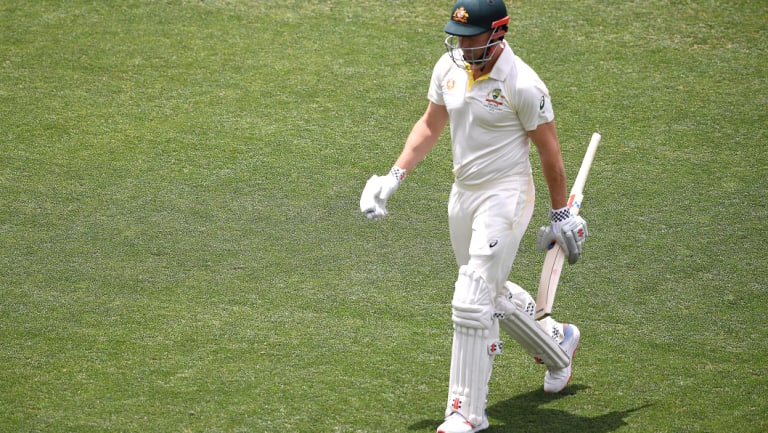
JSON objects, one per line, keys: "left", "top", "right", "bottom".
{"left": 488, "top": 43, "right": 515, "bottom": 81}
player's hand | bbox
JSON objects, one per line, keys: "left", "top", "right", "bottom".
{"left": 359, "top": 167, "right": 405, "bottom": 221}
{"left": 536, "top": 225, "right": 557, "bottom": 251}
{"left": 555, "top": 215, "right": 588, "bottom": 264}
{"left": 537, "top": 208, "right": 588, "bottom": 264}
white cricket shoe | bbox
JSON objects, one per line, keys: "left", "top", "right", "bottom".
{"left": 436, "top": 412, "right": 489, "bottom": 433}
{"left": 543, "top": 323, "right": 580, "bottom": 393}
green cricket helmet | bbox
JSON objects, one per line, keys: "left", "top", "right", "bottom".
{"left": 443, "top": 0, "right": 510, "bottom": 68}
{"left": 444, "top": 0, "right": 509, "bottom": 37}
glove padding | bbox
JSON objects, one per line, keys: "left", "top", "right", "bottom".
{"left": 537, "top": 215, "right": 588, "bottom": 264}
{"left": 359, "top": 174, "right": 400, "bottom": 221}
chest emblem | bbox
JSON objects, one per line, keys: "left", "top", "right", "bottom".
{"left": 487, "top": 88, "right": 503, "bottom": 104}
{"left": 483, "top": 88, "right": 506, "bottom": 112}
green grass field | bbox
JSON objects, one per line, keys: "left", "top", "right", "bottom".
{"left": 1, "top": 1, "right": 766, "bottom": 432}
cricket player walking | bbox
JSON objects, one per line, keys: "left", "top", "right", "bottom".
{"left": 360, "top": 1, "right": 588, "bottom": 432}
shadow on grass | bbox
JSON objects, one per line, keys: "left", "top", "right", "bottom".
{"left": 409, "top": 385, "right": 652, "bottom": 433}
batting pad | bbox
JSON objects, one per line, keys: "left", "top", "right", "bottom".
{"left": 446, "top": 266, "right": 500, "bottom": 427}
{"left": 496, "top": 282, "right": 569, "bottom": 369}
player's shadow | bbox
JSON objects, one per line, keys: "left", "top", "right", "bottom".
{"left": 409, "top": 385, "right": 651, "bottom": 433}
{"left": 485, "top": 385, "right": 651, "bottom": 432}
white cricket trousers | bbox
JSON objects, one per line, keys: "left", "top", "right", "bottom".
{"left": 448, "top": 174, "right": 535, "bottom": 293}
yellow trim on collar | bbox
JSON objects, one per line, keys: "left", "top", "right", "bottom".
{"left": 465, "top": 67, "right": 491, "bottom": 91}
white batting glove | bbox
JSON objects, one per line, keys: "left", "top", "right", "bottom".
{"left": 537, "top": 207, "right": 588, "bottom": 264}
{"left": 359, "top": 166, "right": 406, "bottom": 221}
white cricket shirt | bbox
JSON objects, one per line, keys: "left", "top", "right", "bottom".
{"left": 428, "top": 43, "right": 555, "bottom": 186}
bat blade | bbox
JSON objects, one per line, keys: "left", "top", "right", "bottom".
{"left": 535, "top": 245, "right": 566, "bottom": 319}
{"left": 534, "top": 133, "right": 601, "bottom": 320}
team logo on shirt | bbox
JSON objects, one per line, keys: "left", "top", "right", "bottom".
{"left": 487, "top": 88, "right": 503, "bottom": 104}
{"left": 483, "top": 88, "right": 506, "bottom": 112}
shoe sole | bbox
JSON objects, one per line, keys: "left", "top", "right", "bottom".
{"left": 437, "top": 417, "right": 489, "bottom": 433}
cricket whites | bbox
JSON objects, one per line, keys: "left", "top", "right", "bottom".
{"left": 535, "top": 132, "right": 602, "bottom": 320}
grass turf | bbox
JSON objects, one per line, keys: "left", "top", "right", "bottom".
{"left": 1, "top": 1, "right": 766, "bottom": 432}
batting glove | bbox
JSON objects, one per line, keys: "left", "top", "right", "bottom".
{"left": 537, "top": 207, "right": 588, "bottom": 264}
{"left": 359, "top": 166, "right": 406, "bottom": 221}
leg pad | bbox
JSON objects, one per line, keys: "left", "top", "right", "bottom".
{"left": 496, "top": 282, "right": 569, "bottom": 369}
{"left": 445, "top": 266, "right": 497, "bottom": 427}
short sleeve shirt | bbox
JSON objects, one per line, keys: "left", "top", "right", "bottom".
{"left": 428, "top": 44, "right": 555, "bottom": 186}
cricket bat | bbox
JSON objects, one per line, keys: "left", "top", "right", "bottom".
{"left": 534, "top": 132, "right": 601, "bottom": 320}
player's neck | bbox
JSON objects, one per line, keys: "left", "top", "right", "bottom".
{"left": 470, "top": 42, "right": 504, "bottom": 80}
